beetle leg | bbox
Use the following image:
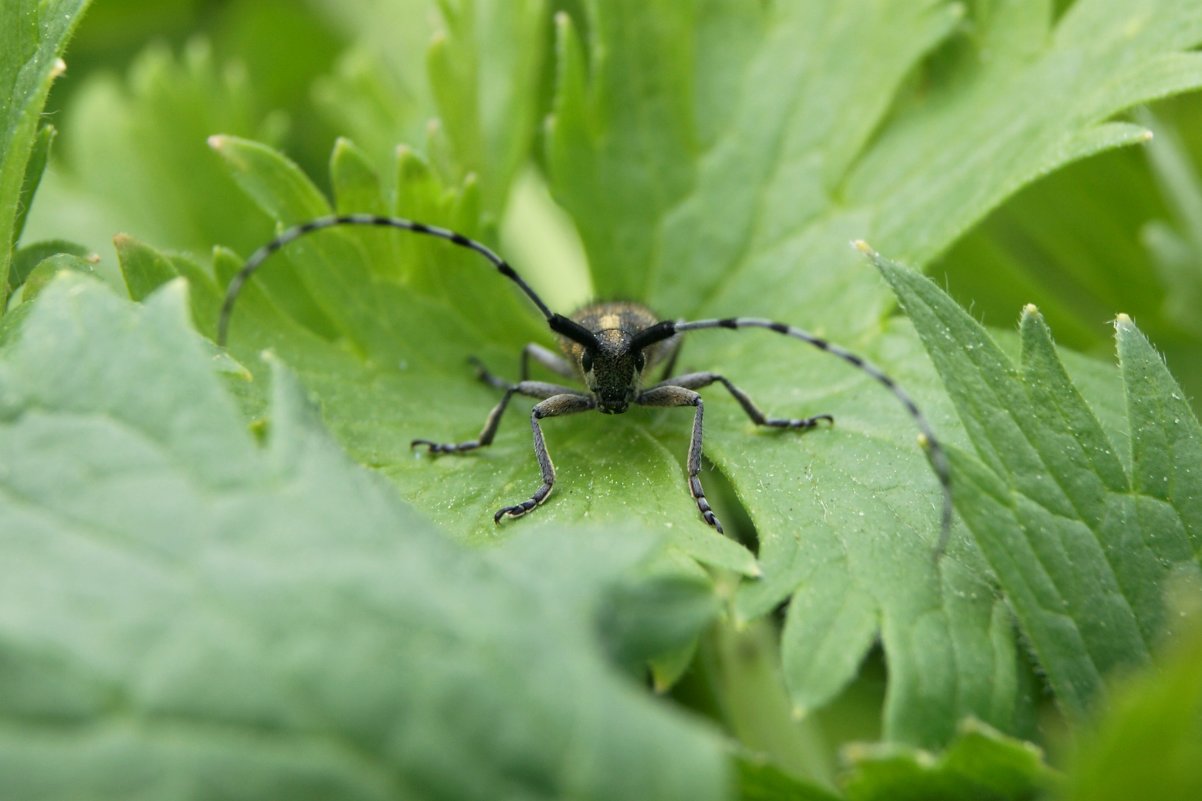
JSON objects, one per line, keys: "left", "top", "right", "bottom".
{"left": 636, "top": 385, "right": 723, "bottom": 533}
{"left": 655, "top": 372, "right": 833, "bottom": 430}
{"left": 494, "top": 392, "right": 595, "bottom": 521}
{"left": 520, "top": 343, "right": 576, "bottom": 381}
{"left": 412, "top": 360, "right": 580, "bottom": 454}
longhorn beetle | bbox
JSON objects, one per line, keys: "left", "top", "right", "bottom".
{"left": 217, "top": 214, "right": 952, "bottom": 556}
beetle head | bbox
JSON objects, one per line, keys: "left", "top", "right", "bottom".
{"left": 581, "top": 332, "right": 647, "bottom": 413}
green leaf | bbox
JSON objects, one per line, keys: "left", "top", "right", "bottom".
{"left": 330, "top": 137, "right": 388, "bottom": 217}
{"left": 735, "top": 758, "right": 842, "bottom": 801}
{"left": 703, "top": 618, "right": 839, "bottom": 790}
{"left": 874, "top": 249, "right": 1202, "bottom": 717}
{"left": 310, "top": 0, "right": 439, "bottom": 170}
{"left": 114, "top": 233, "right": 224, "bottom": 331}
{"left": 0, "top": 0, "right": 90, "bottom": 304}
{"left": 13, "top": 252, "right": 98, "bottom": 304}
{"left": 10, "top": 124, "right": 55, "bottom": 251}
{"left": 21, "top": 40, "right": 283, "bottom": 261}
{"left": 0, "top": 273, "right": 729, "bottom": 801}
{"left": 841, "top": 719, "right": 1059, "bottom": 801}
{"left": 311, "top": 0, "right": 547, "bottom": 214}
{"left": 934, "top": 98, "right": 1202, "bottom": 415}
{"left": 933, "top": 146, "right": 1167, "bottom": 353}
{"left": 8, "top": 237, "right": 90, "bottom": 293}
{"left": 426, "top": 0, "right": 548, "bottom": 211}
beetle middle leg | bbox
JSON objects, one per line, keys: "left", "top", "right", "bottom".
{"left": 654, "top": 372, "right": 834, "bottom": 430}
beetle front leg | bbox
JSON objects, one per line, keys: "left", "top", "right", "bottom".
{"left": 494, "top": 392, "right": 595, "bottom": 522}
{"left": 636, "top": 385, "right": 723, "bottom": 533}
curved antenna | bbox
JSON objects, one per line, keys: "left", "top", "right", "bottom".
{"left": 656, "top": 317, "right": 953, "bottom": 559}
{"left": 216, "top": 213, "right": 591, "bottom": 348}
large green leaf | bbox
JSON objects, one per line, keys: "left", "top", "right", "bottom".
{"left": 0, "top": 0, "right": 91, "bottom": 302}
{"left": 875, "top": 250, "right": 1202, "bottom": 718}
{"left": 0, "top": 273, "right": 727, "bottom": 801}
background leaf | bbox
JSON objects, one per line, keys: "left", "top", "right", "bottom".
{"left": 0, "top": 0, "right": 91, "bottom": 301}
{"left": 1057, "top": 580, "right": 1202, "bottom": 801}
{"left": 841, "top": 720, "right": 1058, "bottom": 801}
{"left": 24, "top": 40, "right": 284, "bottom": 261}
{"left": 10, "top": 123, "right": 55, "bottom": 253}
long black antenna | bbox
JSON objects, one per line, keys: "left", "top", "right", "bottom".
{"left": 656, "top": 317, "right": 953, "bottom": 559}
{"left": 216, "top": 213, "right": 595, "bottom": 349}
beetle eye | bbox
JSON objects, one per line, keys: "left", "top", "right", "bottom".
{"left": 581, "top": 350, "right": 594, "bottom": 372}
{"left": 634, "top": 352, "right": 646, "bottom": 372}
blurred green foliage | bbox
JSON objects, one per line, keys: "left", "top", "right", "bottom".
{"left": 3, "top": 1, "right": 1202, "bottom": 799}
